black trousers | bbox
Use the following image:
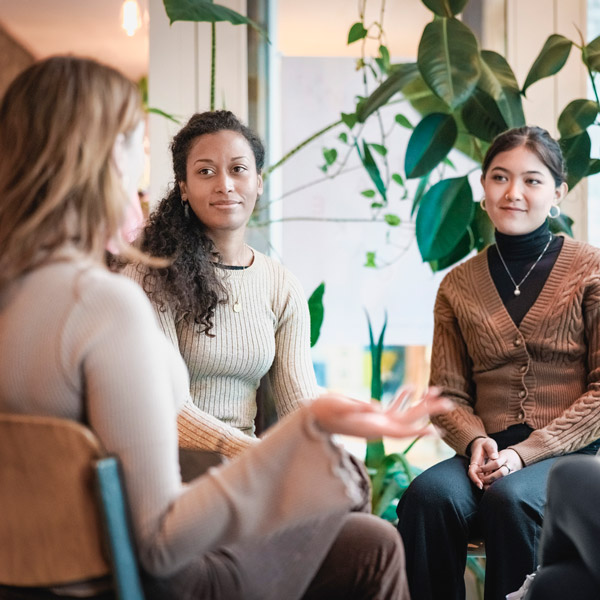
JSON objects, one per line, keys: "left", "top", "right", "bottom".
{"left": 396, "top": 425, "right": 600, "bottom": 600}
{"left": 525, "top": 456, "right": 600, "bottom": 600}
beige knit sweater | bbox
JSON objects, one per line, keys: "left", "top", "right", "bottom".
{"left": 430, "top": 236, "right": 600, "bottom": 466}
{"left": 0, "top": 256, "right": 361, "bottom": 588}
{"left": 124, "top": 249, "right": 319, "bottom": 458}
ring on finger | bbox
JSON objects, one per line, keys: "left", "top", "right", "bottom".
{"left": 502, "top": 464, "right": 513, "bottom": 474}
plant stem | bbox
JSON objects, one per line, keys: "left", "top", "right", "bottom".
{"left": 210, "top": 22, "right": 216, "bottom": 111}
{"left": 264, "top": 119, "right": 343, "bottom": 177}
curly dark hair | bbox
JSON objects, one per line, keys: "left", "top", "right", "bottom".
{"left": 138, "top": 110, "right": 265, "bottom": 335}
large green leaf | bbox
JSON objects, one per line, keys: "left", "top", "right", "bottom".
{"left": 416, "top": 176, "right": 474, "bottom": 261}
{"left": 461, "top": 88, "right": 507, "bottom": 142}
{"left": 357, "top": 63, "right": 420, "bottom": 122}
{"left": 422, "top": 0, "right": 469, "bottom": 17}
{"left": 549, "top": 213, "right": 574, "bottom": 237}
{"left": 560, "top": 131, "right": 592, "bottom": 190}
{"left": 411, "top": 173, "right": 431, "bottom": 217}
{"left": 307, "top": 282, "right": 325, "bottom": 347}
{"left": 522, "top": 34, "right": 572, "bottom": 95}
{"left": 402, "top": 75, "right": 450, "bottom": 117}
{"left": 163, "top": 0, "right": 266, "bottom": 37}
{"left": 557, "top": 99, "right": 599, "bottom": 139}
{"left": 588, "top": 158, "right": 600, "bottom": 176}
{"left": 418, "top": 18, "right": 481, "bottom": 110}
{"left": 582, "top": 35, "right": 600, "bottom": 72}
{"left": 356, "top": 141, "right": 387, "bottom": 201}
{"left": 429, "top": 229, "right": 473, "bottom": 272}
{"left": 479, "top": 50, "right": 525, "bottom": 127}
{"left": 405, "top": 113, "right": 458, "bottom": 178}
{"left": 471, "top": 202, "right": 494, "bottom": 251}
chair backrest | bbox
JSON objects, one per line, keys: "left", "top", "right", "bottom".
{"left": 0, "top": 413, "right": 144, "bottom": 599}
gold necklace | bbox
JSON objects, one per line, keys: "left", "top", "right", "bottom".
{"left": 231, "top": 245, "right": 254, "bottom": 313}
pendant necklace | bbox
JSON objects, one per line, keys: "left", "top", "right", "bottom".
{"left": 495, "top": 234, "right": 552, "bottom": 297}
{"left": 231, "top": 245, "right": 254, "bottom": 313}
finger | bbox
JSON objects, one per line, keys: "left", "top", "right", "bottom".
{"left": 386, "top": 386, "right": 413, "bottom": 413}
{"left": 467, "top": 468, "right": 483, "bottom": 490}
{"left": 482, "top": 438, "right": 499, "bottom": 460}
{"left": 481, "top": 459, "right": 505, "bottom": 474}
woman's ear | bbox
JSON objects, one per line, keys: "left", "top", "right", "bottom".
{"left": 179, "top": 181, "right": 188, "bottom": 201}
{"left": 257, "top": 173, "right": 264, "bottom": 197}
{"left": 555, "top": 181, "right": 568, "bottom": 203}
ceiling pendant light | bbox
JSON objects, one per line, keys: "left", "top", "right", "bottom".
{"left": 121, "top": 0, "right": 142, "bottom": 37}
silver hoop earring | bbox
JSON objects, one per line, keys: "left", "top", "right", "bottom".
{"left": 548, "top": 205, "right": 561, "bottom": 219}
{"left": 480, "top": 197, "right": 486, "bottom": 211}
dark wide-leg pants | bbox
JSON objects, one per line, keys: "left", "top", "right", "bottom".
{"left": 525, "top": 456, "right": 600, "bottom": 600}
{"left": 396, "top": 425, "right": 598, "bottom": 600}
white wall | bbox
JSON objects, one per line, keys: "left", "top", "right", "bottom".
{"left": 147, "top": 0, "right": 248, "bottom": 206}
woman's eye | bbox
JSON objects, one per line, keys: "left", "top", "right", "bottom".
{"left": 526, "top": 179, "right": 541, "bottom": 185}
{"left": 232, "top": 165, "right": 247, "bottom": 173}
{"left": 198, "top": 168, "right": 212, "bottom": 175}
{"left": 492, "top": 175, "right": 506, "bottom": 182}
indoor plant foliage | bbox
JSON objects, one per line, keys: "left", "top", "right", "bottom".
{"left": 263, "top": 0, "right": 600, "bottom": 270}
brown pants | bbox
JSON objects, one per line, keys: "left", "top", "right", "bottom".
{"left": 145, "top": 512, "right": 410, "bottom": 600}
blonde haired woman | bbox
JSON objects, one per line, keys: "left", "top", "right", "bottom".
{"left": 0, "top": 56, "right": 450, "bottom": 600}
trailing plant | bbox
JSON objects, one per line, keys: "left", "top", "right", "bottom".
{"left": 255, "top": 0, "right": 600, "bottom": 269}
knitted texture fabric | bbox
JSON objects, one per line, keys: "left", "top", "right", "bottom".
{"left": 430, "top": 237, "right": 600, "bottom": 465}
{"left": 124, "top": 249, "right": 319, "bottom": 458}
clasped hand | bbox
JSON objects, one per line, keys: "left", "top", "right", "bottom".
{"left": 308, "top": 386, "right": 453, "bottom": 440}
{"left": 468, "top": 437, "right": 524, "bottom": 490}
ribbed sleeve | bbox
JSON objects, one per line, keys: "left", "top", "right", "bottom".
{"left": 430, "top": 237, "right": 600, "bottom": 464}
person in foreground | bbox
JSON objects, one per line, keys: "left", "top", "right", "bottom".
{"left": 123, "top": 110, "right": 318, "bottom": 459}
{"left": 396, "top": 126, "right": 600, "bottom": 600}
{"left": 0, "top": 56, "right": 452, "bottom": 600}
{"left": 522, "top": 456, "right": 600, "bottom": 599}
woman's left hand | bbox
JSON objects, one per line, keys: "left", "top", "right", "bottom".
{"left": 479, "top": 448, "right": 524, "bottom": 489}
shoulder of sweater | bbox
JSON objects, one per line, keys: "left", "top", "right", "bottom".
{"left": 251, "top": 249, "right": 303, "bottom": 289}
{"left": 68, "top": 264, "right": 157, "bottom": 323}
{"left": 438, "top": 248, "right": 488, "bottom": 290}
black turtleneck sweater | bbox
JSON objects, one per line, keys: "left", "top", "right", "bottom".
{"left": 487, "top": 221, "right": 564, "bottom": 327}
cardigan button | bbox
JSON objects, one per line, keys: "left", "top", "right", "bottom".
{"left": 519, "top": 365, "right": 527, "bottom": 373}
{"left": 517, "top": 411, "right": 525, "bottom": 421}
{"left": 518, "top": 390, "right": 526, "bottom": 399}
{"left": 514, "top": 338, "right": 522, "bottom": 347}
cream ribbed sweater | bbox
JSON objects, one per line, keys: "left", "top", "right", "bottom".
{"left": 430, "top": 237, "right": 600, "bottom": 465}
{"left": 124, "top": 249, "right": 319, "bottom": 458}
{"left": 0, "top": 257, "right": 360, "bottom": 588}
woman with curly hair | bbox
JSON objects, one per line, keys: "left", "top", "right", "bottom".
{"left": 124, "top": 111, "right": 318, "bottom": 459}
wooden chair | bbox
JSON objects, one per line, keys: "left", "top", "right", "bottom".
{"left": 0, "top": 413, "right": 144, "bottom": 600}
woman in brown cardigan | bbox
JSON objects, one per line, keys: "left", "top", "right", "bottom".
{"left": 396, "top": 126, "right": 600, "bottom": 600}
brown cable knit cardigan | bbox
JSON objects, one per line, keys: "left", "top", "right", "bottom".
{"left": 430, "top": 236, "right": 600, "bottom": 466}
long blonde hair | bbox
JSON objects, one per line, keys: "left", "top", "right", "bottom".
{"left": 0, "top": 56, "right": 145, "bottom": 285}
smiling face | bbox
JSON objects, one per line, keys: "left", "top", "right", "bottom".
{"left": 179, "top": 130, "right": 263, "bottom": 235}
{"left": 481, "top": 144, "right": 567, "bottom": 236}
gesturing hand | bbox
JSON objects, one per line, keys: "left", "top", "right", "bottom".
{"left": 308, "top": 386, "right": 454, "bottom": 440}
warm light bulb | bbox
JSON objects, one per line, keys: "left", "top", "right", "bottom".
{"left": 121, "top": 0, "right": 142, "bottom": 37}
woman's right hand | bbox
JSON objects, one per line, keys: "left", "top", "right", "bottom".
{"left": 467, "top": 437, "right": 499, "bottom": 489}
{"left": 308, "top": 386, "right": 454, "bottom": 440}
